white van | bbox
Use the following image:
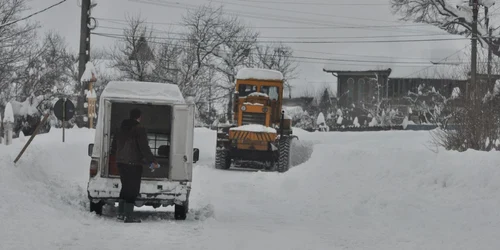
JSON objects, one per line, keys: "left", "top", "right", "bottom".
{"left": 86, "top": 81, "right": 199, "bottom": 220}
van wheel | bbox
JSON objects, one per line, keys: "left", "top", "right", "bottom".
{"left": 90, "top": 200, "right": 104, "bottom": 215}
{"left": 174, "top": 201, "right": 189, "bottom": 220}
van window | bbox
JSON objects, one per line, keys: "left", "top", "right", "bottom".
{"left": 260, "top": 86, "right": 279, "bottom": 100}
{"left": 238, "top": 84, "right": 257, "bottom": 97}
{"left": 147, "top": 133, "right": 170, "bottom": 157}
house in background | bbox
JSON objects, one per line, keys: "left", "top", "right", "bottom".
{"left": 323, "top": 63, "right": 500, "bottom": 108}
{"left": 322, "top": 68, "right": 391, "bottom": 107}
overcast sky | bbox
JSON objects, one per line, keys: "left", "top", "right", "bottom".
{"left": 26, "top": 0, "right": 485, "bottom": 97}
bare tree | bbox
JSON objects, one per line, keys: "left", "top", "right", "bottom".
{"left": 390, "top": 0, "right": 500, "bottom": 56}
{"left": 150, "top": 40, "right": 182, "bottom": 84}
{"left": 179, "top": 5, "right": 228, "bottom": 88}
{"left": 18, "top": 32, "right": 75, "bottom": 99}
{"left": 254, "top": 43, "right": 298, "bottom": 98}
{"left": 108, "top": 14, "right": 156, "bottom": 82}
{"left": 0, "top": 0, "right": 38, "bottom": 104}
{"left": 181, "top": 4, "right": 258, "bottom": 121}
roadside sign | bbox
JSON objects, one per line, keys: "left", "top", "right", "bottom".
{"left": 53, "top": 98, "right": 75, "bottom": 143}
{"left": 53, "top": 98, "right": 75, "bottom": 121}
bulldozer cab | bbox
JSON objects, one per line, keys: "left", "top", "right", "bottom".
{"left": 233, "top": 71, "right": 284, "bottom": 128}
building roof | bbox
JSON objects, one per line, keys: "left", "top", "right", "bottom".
{"left": 323, "top": 63, "right": 468, "bottom": 80}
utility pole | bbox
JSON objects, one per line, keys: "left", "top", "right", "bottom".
{"left": 470, "top": 0, "right": 479, "bottom": 103}
{"left": 77, "top": 0, "right": 92, "bottom": 126}
{"left": 486, "top": 5, "right": 493, "bottom": 92}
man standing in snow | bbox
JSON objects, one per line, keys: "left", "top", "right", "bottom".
{"left": 111, "top": 109, "right": 158, "bottom": 223}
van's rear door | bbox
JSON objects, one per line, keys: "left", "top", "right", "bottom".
{"left": 102, "top": 99, "right": 112, "bottom": 177}
{"left": 170, "top": 104, "right": 195, "bottom": 181}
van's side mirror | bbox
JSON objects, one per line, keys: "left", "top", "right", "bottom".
{"left": 88, "top": 144, "right": 94, "bottom": 157}
{"left": 193, "top": 148, "right": 200, "bottom": 163}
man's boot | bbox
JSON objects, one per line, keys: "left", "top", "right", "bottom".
{"left": 116, "top": 200, "right": 125, "bottom": 220}
{"left": 123, "top": 202, "right": 141, "bottom": 223}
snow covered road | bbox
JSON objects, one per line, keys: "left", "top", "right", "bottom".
{"left": 2, "top": 128, "right": 500, "bottom": 249}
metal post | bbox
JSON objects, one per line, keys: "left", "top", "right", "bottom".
{"left": 280, "top": 110, "right": 285, "bottom": 138}
{"left": 63, "top": 98, "right": 66, "bottom": 142}
{"left": 471, "top": 0, "right": 479, "bottom": 102}
{"left": 14, "top": 113, "right": 50, "bottom": 164}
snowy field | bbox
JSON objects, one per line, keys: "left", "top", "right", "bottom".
{"left": 2, "top": 128, "right": 500, "bottom": 249}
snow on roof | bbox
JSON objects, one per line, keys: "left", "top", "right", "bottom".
{"left": 236, "top": 68, "right": 283, "bottom": 81}
{"left": 3, "top": 102, "right": 14, "bottom": 123}
{"left": 100, "top": 81, "right": 186, "bottom": 103}
{"left": 230, "top": 124, "right": 277, "bottom": 133}
{"left": 323, "top": 62, "right": 467, "bottom": 80}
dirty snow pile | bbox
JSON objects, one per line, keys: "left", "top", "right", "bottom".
{"left": 2, "top": 128, "right": 500, "bottom": 249}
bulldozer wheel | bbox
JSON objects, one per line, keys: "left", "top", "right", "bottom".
{"left": 215, "top": 149, "right": 231, "bottom": 170}
{"left": 277, "top": 137, "right": 291, "bottom": 173}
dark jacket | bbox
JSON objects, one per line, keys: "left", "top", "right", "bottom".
{"left": 111, "top": 119, "right": 156, "bottom": 165}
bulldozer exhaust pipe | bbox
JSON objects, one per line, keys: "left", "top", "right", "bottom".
{"left": 280, "top": 110, "right": 285, "bottom": 138}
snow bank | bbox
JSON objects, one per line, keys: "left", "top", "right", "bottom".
{"left": 230, "top": 124, "right": 277, "bottom": 133}
{"left": 291, "top": 127, "right": 310, "bottom": 134}
{"left": 3, "top": 102, "right": 14, "bottom": 123}
{"left": 4, "top": 126, "right": 500, "bottom": 249}
{"left": 0, "top": 129, "right": 96, "bottom": 249}
{"left": 236, "top": 68, "right": 283, "bottom": 81}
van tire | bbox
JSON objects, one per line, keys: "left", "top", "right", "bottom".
{"left": 174, "top": 201, "right": 189, "bottom": 220}
{"left": 90, "top": 200, "right": 104, "bottom": 215}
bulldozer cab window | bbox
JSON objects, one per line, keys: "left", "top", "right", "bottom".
{"left": 260, "top": 86, "right": 279, "bottom": 101}
{"left": 238, "top": 84, "right": 257, "bottom": 97}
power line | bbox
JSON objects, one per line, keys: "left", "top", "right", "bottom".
{"left": 95, "top": 25, "right": 457, "bottom": 39}
{"left": 93, "top": 32, "right": 468, "bottom": 44}
{"left": 0, "top": 0, "right": 68, "bottom": 28}
{"left": 403, "top": 45, "right": 470, "bottom": 78}
{"left": 96, "top": 17, "right": 432, "bottom": 30}
{"left": 275, "top": 37, "right": 468, "bottom": 44}
{"left": 210, "top": 0, "right": 406, "bottom": 25}
{"left": 93, "top": 27, "right": 465, "bottom": 61}
{"left": 92, "top": 32, "right": 471, "bottom": 66}
{"left": 293, "top": 49, "right": 465, "bottom": 61}
{"left": 128, "top": 0, "right": 436, "bottom": 34}
{"left": 258, "top": 34, "right": 458, "bottom": 40}
{"left": 234, "top": 0, "right": 389, "bottom": 6}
